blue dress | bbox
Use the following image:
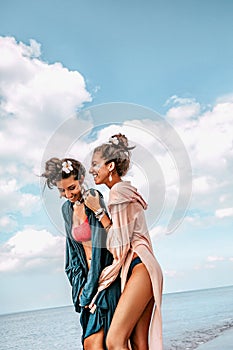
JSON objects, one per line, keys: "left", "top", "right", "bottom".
{"left": 62, "top": 189, "right": 121, "bottom": 348}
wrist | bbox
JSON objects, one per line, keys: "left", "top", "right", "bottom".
{"left": 94, "top": 207, "right": 105, "bottom": 221}
{"left": 104, "top": 222, "right": 112, "bottom": 231}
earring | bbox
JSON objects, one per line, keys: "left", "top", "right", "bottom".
{"left": 109, "top": 172, "right": 112, "bottom": 182}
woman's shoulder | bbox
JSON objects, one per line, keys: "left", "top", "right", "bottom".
{"left": 111, "top": 181, "right": 136, "bottom": 192}
{"left": 61, "top": 200, "right": 73, "bottom": 222}
{"left": 61, "top": 199, "right": 73, "bottom": 214}
{"left": 62, "top": 199, "right": 71, "bottom": 210}
{"left": 110, "top": 181, "right": 135, "bottom": 198}
{"left": 109, "top": 181, "right": 147, "bottom": 210}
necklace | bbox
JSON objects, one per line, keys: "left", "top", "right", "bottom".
{"left": 74, "top": 197, "right": 84, "bottom": 206}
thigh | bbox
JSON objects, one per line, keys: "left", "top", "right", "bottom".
{"left": 108, "top": 263, "right": 153, "bottom": 341}
{"left": 83, "top": 328, "right": 105, "bottom": 350}
{"left": 130, "top": 298, "right": 154, "bottom": 349}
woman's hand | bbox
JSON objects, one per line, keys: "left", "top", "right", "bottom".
{"left": 83, "top": 189, "right": 102, "bottom": 212}
{"left": 84, "top": 189, "right": 111, "bottom": 230}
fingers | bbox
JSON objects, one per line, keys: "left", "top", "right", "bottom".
{"left": 84, "top": 189, "right": 100, "bottom": 201}
{"left": 94, "top": 190, "right": 101, "bottom": 202}
{"left": 90, "top": 189, "right": 99, "bottom": 198}
{"left": 83, "top": 189, "right": 90, "bottom": 200}
{"left": 83, "top": 189, "right": 101, "bottom": 214}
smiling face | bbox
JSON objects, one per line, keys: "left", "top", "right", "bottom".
{"left": 56, "top": 175, "right": 83, "bottom": 203}
{"left": 89, "top": 151, "right": 110, "bottom": 185}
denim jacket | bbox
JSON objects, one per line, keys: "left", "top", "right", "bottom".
{"left": 61, "top": 189, "right": 120, "bottom": 344}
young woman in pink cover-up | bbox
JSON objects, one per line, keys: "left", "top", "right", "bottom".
{"left": 84, "top": 133, "right": 163, "bottom": 350}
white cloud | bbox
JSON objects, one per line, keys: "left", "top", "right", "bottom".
{"left": 150, "top": 225, "right": 166, "bottom": 240}
{"left": 0, "top": 178, "right": 40, "bottom": 217}
{"left": 0, "top": 215, "right": 17, "bottom": 232}
{"left": 0, "top": 36, "right": 92, "bottom": 219}
{"left": 204, "top": 264, "right": 215, "bottom": 269}
{"left": 165, "top": 95, "right": 201, "bottom": 120}
{"left": 0, "top": 178, "right": 18, "bottom": 194}
{"left": 0, "top": 228, "right": 65, "bottom": 272}
{"left": 164, "top": 269, "right": 178, "bottom": 277}
{"left": 207, "top": 256, "right": 225, "bottom": 262}
{"left": 163, "top": 95, "right": 233, "bottom": 226}
{"left": 167, "top": 103, "right": 200, "bottom": 120}
{"left": 165, "top": 95, "right": 199, "bottom": 106}
{"left": 194, "top": 255, "right": 229, "bottom": 271}
{"left": 0, "top": 36, "right": 92, "bottom": 176}
{"left": 18, "top": 193, "right": 40, "bottom": 216}
{"left": 215, "top": 207, "right": 233, "bottom": 218}
{"left": 19, "top": 39, "right": 41, "bottom": 58}
{"left": 192, "top": 176, "right": 218, "bottom": 194}
{"left": 170, "top": 100, "right": 233, "bottom": 169}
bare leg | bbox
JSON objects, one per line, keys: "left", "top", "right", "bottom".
{"left": 106, "top": 263, "right": 153, "bottom": 350}
{"left": 83, "top": 328, "right": 105, "bottom": 350}
{"left": 130, "top": 298, "right": 154, "bottom": 350}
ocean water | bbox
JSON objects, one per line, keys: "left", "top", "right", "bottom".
{"left": 1, "top": 285, "right": 232, "bottom": 350}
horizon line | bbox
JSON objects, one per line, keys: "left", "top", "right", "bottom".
{"left": 1, "top": 284, "right": 232, "bottom": 317}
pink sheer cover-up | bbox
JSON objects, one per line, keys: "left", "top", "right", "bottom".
{"left": 89, "top": 181, "right": 163, "bottom": 350}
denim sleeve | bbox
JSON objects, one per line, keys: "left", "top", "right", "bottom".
{"left": 65, "top": 237, "right": 86, "bottom": 312}
{"left": 62, "top": 201, "right": 86, "bottom": 313}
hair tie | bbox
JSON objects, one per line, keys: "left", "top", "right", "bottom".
{"left": 108, "top": 136, "right": 120, "bottom": 145}
{"left": 108, "top": 136, "right": 135, "bottom": 151}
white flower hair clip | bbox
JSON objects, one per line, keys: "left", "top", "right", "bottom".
{"left": 109, "top": 136, "right": 119, "bottom": 145}
{"left": 62, "top": 160, "right": 73, "bottom": 173}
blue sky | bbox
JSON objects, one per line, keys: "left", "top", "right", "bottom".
{"left": 0, "top": 0, "right": 233, "bottom": 314}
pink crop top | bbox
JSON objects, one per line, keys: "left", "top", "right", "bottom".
{"left": 72, "top": 217, "right": 92, "bottom": 242}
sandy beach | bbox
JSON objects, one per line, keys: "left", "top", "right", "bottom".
{"left": 196, "top": 328, "right": 233, "bottom": 350}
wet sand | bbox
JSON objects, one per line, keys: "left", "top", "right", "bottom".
{"left": 196, "top": 328, "right": 233, "bottom": 349}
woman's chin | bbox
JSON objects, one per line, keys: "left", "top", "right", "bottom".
{"left": 69, "top": 197, "right": 77, "bottom": 203}
{"left": 93, "top": 176, "right": 104, "bottom": 185}
{"left": 94, "top": 179, "right": 102, "bottom": 185}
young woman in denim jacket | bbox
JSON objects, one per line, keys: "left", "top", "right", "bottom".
{"left": 42, "top": 157, "right": 120, "bottom": 350}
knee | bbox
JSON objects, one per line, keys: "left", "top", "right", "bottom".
{"left": 83, "top": 342, "right": 93, "bottom": 350}
{"left": 106, "top": 334, "right": 116, "bottom": 350}
{"left": 106, "top": 333, "right": 127, "bottom": 350}
{"left": 83, "top": 344, "right": 98, "bottom": 350}
{"left": 83, "top": 338, "right": 100, "bottom": 350}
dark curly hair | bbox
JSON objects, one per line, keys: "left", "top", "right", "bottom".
{"left": 41, "top": 157, "right": 86, "bottom": 189}
{"left": 94, "top": 133, "right": 135, "bottom": 176}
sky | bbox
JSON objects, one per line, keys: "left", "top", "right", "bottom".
{"left": 0, "top": 0, "right": 233, "bottom": 314}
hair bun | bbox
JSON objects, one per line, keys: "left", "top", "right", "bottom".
{"left": 109, "top": 133, "right": 135, "bottom": 151}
